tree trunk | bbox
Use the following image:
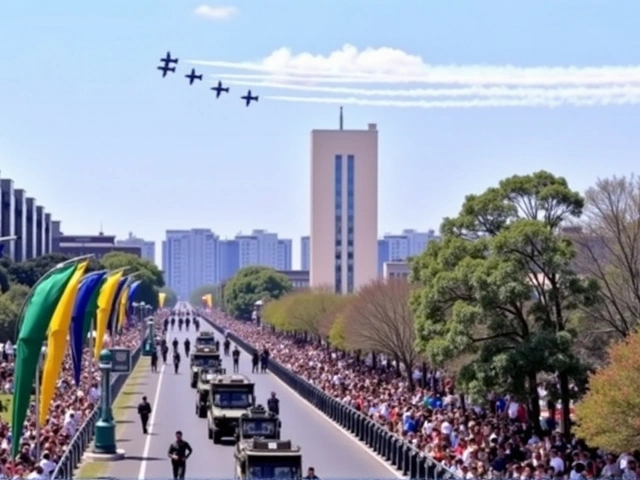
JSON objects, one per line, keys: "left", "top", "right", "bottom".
{"left": 527, "top": 371, "right": 543, "bottom": 437}
{"left": 558, "top": 372, "right": 572, "bottom": 440}
{"left": 404, "top": 360, "right": 415, "bottom": 392}
{"left": 372, "top": 352, "right": 377, "bottom": 369}
{"left": 394, "top": 354, "right": 401, "bottom": 377}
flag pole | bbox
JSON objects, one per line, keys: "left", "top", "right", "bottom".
{"left": 14, "top": 254, "right": 94, "bottom": 461}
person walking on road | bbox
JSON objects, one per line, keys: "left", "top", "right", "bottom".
{"left": 173, "top": 350, "right": 181, "bottom": 374}
{"left": 251, "top": 352, "right": 259, "bottom": 373}
{"left": 137, "top": 396, "right": 152, "bottom": 434}
{"left": 267, "top": 391, "right": 280, "bottom": 416}
{"left": 168, "top": 430, "right": 193, "bottom": 480}
{"left": 304, "top": 467, "right": 319, "bottom": 480}
{"left": 151, "top": 349, "right": 158, "bottom": 373}
{"left": 232, "top": 345, "right": 240, "bottom": 373}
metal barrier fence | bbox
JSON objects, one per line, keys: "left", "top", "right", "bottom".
{"left": 206, "top": 319, "right": 457, "bottom": 480}
{"left": 51, "top": 345, "right": 143, "bottom": 480}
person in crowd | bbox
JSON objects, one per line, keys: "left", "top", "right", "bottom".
{"left": 251, "top": 352, "right": 259, "bottom": 373}
{"left": 232, "top": 346, "right": 240, "bottom": 373}
{"left": 260, "top": 348, "right": 269, "bottom": 373}
{"left": 138, "top": 395, "right": 152, "bottom": 434}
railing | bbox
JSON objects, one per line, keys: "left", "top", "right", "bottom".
{"left": 205, "top": 318, "right": 457, "bottom": 480}
{"left": 51, "top": 344, "right": 143, "bottom": 480}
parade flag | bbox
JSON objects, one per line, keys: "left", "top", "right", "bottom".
{"left": 70, "top": 271, "right": 106, "bottom": 386}
{"left": 94, "top": 270, "right": 124, "bottom": 359}
{"left": 117, "top": 284, "right": 131, "bottom": 331}
{"left": 127, "top": 280, "right": 142, "bottom": 310}
{"left": 107, "top": 277, "right": 127, "bottom": 335}
{"left": 11, "top": 261, "right": 80, "bottom": 457}
{"left": 39, "top": 261, "right": 88, "bottom": 424}
{"left": 158, "top": 291, "right": 166, "bottom": 309}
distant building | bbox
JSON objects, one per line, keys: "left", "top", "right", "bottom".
{"left": 278, "top": 270, "right": 310, "bottom": 290}
{"left": 383, "top": 261, "right": 410, "bottom": 280}
{"left": 163, "top": 229, "right": 220, "bottom": 300}
{"left": 300, "top": 236, "right": 310, "bottom": 271}
{"left": 377, "top": 229, "right": 439, "bottom": 276}
{"left": 278, "top": 239, "right": 292, "bottom": 271}
{"left": 116, "top": 232, "right": 156, "bottom": 264}
{"left": 219, "top": 239, "right": 239, "bottom": 283}
{"left": 310, "top": 122, "right": 378, "bottom": 294}
{"left": 53, "top": 230, "right": 141, "bottom": 259}
{"left": 235, "top": 230, "right": 292, "bottom": 271}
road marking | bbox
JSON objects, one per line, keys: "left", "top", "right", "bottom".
{"left": 207, "top": 321, "right": 405, "bottom": 479}
{"left": 137, "top": 361, "right": 166, "bottom": 480}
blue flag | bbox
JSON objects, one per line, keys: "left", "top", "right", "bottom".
{"left": 127, "top": 280, "right": 142, "bottom": 311}
{"left": 107, "top": 276, "right": 128, "bottom": 335}
{"left": 70, "top": 271, "right": 107, "bottom": 386}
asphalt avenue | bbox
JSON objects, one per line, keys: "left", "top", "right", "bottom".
{"left": 104, "top": 322, "right": 399, "bottom": 479}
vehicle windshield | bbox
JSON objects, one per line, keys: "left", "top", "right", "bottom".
{"left": 192, "top": 356, "right": 219, "bottom": 367}
{"left": 196, "top": 337, "right": 215, "bottom": 346}
{"left": 241, "top": 419, "right": 276, "bottom": 436}
{"left": 214, "top": 391, "right": 252, "bottom": 408}
{"left": 247, "top": 462, "right": 300, "bottom": 479}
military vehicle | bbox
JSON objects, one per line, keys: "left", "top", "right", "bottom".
{"left": 195, "top": 331, "right": 216, "bottom": 348}
{"left": 195, "top": 367, "right": 227, "bottom": 418}
{"left": 207, "top": 374, "right": 255, "bottom": 444}
{"left": 235, "top": 405, "right": 281, "bottom": 442}
{"left": 190, "top": 345, "right": 221, "bottom": 388}
{"left": 234, "top": 438, "right": 302, "bottom": 480}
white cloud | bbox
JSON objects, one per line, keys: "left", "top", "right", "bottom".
{"left": 188, "top": 44, "right": 640, "bottom": 109}
{"left": 193, "top": 5, "right": 238, "bottom": 20}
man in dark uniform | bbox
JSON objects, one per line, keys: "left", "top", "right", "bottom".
{"left": 137, "top": 396, "right": 152, "bottom": 434}
{"left": 251, "top": 352, "right": 259, "bottom": 373}
{"left": 267, "top": 391, "right": 280, "bottom": 416}
{"left": 223, "top": 337, "right": 231, "bottom": 356}
{"left": 168, "top": 430, "right": 192, "bottom": 480}
{"left": 184, "top": 338, "right": 191, "bottom": 358}
{"left": 232, "top": 346, "right": 240, "bottom": 373}
{"left": 304, "top": 467, "right": 319, "bottom": 479}
{"left": 173, "top": 350, "right": 181, "bottom": 374}
{"left": 172, "top": 337, "right": 179, "bottom": 353}
{"left": 150, "top": 349, "right": 158, "bottom": 373}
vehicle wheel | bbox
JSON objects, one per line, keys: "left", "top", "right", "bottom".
{"left": 198, "top": 407, "right": 206, "bottom": 418}
{"left": 213, "top": 430, "right": 221, "bottom": 444}
{"left": 208, "top": 427, "right": 213, "bottom": 440}
{"left": 190, "top": 382, "right": 196, "bottom": 388}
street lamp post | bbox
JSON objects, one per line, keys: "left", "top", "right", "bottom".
{"left": 87, "top": 349, "right": 125, "bottom": 460}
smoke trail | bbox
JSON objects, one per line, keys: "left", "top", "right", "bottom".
{"left": 264, "top": 95, "right": 640, "bottom": 109}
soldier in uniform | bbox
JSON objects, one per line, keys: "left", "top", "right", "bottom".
{"left": 232, "top": 345, "right": 240, "bottom": 373}
{"left": 167, "top": 430, "right": 193, "bottom": 480}
{"left": 137, "top": 395, "right": 152, "bottom": 434}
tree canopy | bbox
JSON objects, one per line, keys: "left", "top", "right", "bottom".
{"left": 411, "top": 171, "right": 597, "bottom": 436}
{"left": 574, "top": 329, "right": 640, "bottom": 452}
{"left": 100, "top": 252, "right": 164, "bottom": 307}
{"left": 224, "top": 266, "right": 292, "bottom": 318}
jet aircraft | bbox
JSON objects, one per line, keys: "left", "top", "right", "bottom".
{"left": 241, "top": 90, "right": 259, "bottom": 107}
{"left": 159, "top": 51, "right": 179, "bottom": 66}
{"left": 185, "top": 69, "right": 203, "bottom": 85}
{"left": 211, "top": 81, "right": 230, "bottom": 98}
{"left": 157, "top": 64, "right": 176, "bottom": 77}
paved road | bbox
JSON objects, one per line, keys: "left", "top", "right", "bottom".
{"left": 107, "top": 322, "right": 400, "bottom": 479}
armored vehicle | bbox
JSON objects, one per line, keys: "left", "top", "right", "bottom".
{"left": 190, "top": 346, "right": 221, "bottom": 388}
{"left": 234, "top": 438, "right": 302, "bottom": 480}
{"left": 236, "top": 405, "right": 281, "bottom": 442}
{"left": 195, "top": 331, "right": 216, "bottom": 348}
{"left": 207, "top": 374, "right": 255, "bottom": 444}
{"left": 195, "top": 367, "right": 227, "bottom": 418}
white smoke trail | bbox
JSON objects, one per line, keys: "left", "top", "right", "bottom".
{"left": 222, "top": 80, "right": 640, "bottom": 101}
{"left": 264, "top": 95, "right": 640, "bottom": 109}
{"left": 189, "top": 59, "right": 640, "bottom": 87}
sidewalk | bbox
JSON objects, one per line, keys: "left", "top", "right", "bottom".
{"left": 75, "top": 355, "right": 162, "bottom": 479}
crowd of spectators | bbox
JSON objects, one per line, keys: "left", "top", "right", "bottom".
{"left": 0, "top": 323, "right": 145, "bottom": 480}
{"left": 210, "top": 312, "right": 640, "bottom": 480}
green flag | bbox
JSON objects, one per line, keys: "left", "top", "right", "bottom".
{"left": 81, "top": 277, "right": 105, "bottom": 344}
{"left": 11, "top": 262, "right": 79, "bottom": 457}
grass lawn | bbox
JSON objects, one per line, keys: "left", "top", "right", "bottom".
{"left": 76, "top": 356, "right": 148, "bottom": 478}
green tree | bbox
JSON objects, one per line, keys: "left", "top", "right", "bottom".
{"left": 0, "top": 294, "right": 19, "bottom": 342}
{"left": 411, "top": 171, "right": 597, "bottom": 437}
{"left": 159, "top": 287, "right": 178, "bottom": 308}
{"left": 100, "top": 252, "right": 164, "bottom": 307}
{"left": 224, "top": 266, "right": 292, "bottom": 318}
{"left": 0, "top": 266, "right": 10, "bottom": 293}
{"left": 6, "top": 253, "right": 72, "bottom": 287}
{"left": 189, "top": 284, "right": 222, "bottom": 308}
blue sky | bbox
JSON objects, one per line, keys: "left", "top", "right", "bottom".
{"left": 1, "top": 0, "right": 639, "bottom": 268}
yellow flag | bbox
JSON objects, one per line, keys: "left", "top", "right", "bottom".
{"left": 39, "top": 260, "right": 88, "bottom": 425}
{"left": 117, "top": 285, "right": 130, "bottom": 331}
{"left": 158, "top": 291, "right": 166, "bottom": 309}
{"left": 206, "top": 293, "right": 213, "bottom": 308}
{"left": 94, "top": 270, "right": 124, "bottom": 359}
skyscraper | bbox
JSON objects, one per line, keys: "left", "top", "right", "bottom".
{"left": 377, "top": 229, "right": 439, "bottom": 276}
{"left": 310, "top": 122, "right": 378, "bottom": 294}
{"left": 300, "top": 236, "right": 310, "bottom": 271}
{"left": 162, "top": 229, "right": 219, "bottom": 300}
{"left": 277, "top": 239, "right": 292, "bottom": 271}
{"left": 235, "top": 230, "right": 292, "bottom": 271}
{"left": 117, "top": 232, "right": 156, "bottom": 264}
